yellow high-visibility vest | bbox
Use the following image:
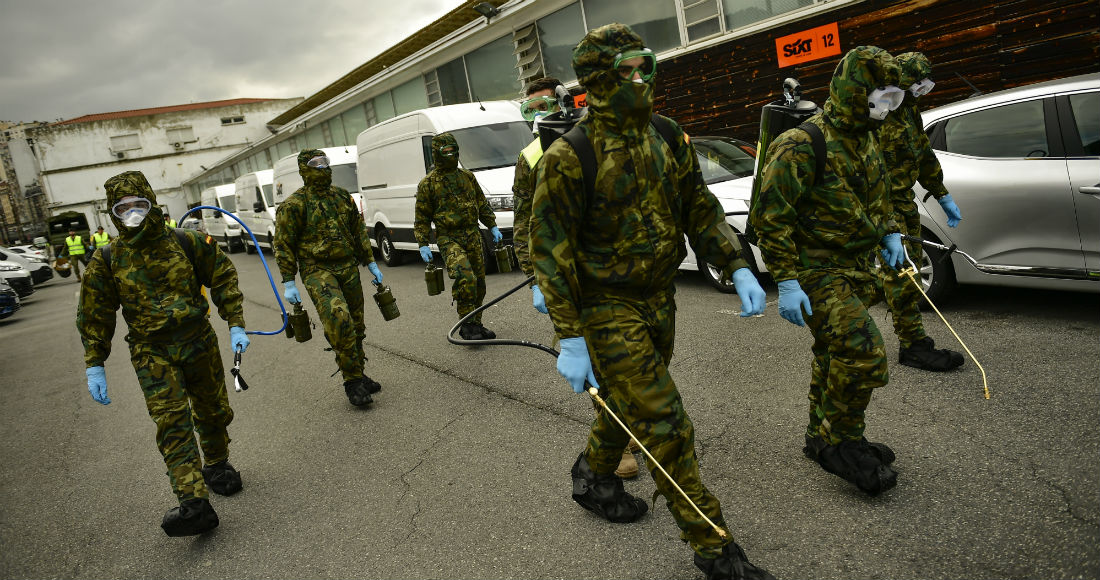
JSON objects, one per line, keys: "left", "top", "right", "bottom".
{"left": 167, "top": 219, "right": 177, "bottom": 228}
{"left": 92, "top": 232, "right": 110, "bottom": 247}
{"left": 65, "top": 235, "right": 85, "bottom": 256}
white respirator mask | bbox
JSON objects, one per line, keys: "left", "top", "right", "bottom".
{"left": 111, "top": 196, "right": 152, "bottom": 228}
{"left": 910, "top": 78, "right": 935, "bottom": 97}
{"left": 867, "top": 85, "right": 906, "bottom": 121}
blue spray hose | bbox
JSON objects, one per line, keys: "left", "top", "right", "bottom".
{"left": 180, "top": 205, "right": 288, "bottom": 336}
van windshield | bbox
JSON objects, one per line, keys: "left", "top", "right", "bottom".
{"left": 217, "top": 195, "right": 237, "bottom": 212}
{"left": 332, "top": 163, "right": 357, "bottom": 193}
{"left": 450, "top": 122, "right": 532, "bottom": 171}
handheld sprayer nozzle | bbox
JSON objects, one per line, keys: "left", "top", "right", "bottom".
{"left": 782, "top": 77, "right": 801, "bottom": 106}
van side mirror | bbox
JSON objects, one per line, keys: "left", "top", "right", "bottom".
{"left": 253, "top": 201, "right": 264, "bottom": 212}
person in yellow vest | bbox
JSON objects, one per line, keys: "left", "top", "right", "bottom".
{"left": 165, "top": 212, "right": 177, "bottom": 229}
{"left": 64, "top": 229, "right": 87, "bottom": 280}
{"left": 92, "top": 226, "right": 111, "bottom": 251}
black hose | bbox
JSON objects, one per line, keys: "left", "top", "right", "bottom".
{"left": 446, "top": 274, "right": 560, "bottom": 358}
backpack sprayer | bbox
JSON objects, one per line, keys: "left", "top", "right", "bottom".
{"left": 180, "top": 205, "right": 292, "bottom": 392}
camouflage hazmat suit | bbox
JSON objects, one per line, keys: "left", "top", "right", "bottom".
{"left": 879, "top": 52, "right": 948, "bottom": 346}
{"left": 512, "top": 138, "right": 540, "bottom": 280}
{"left": 77, "top": 171, "right": 245, "bottom": 502}
{"left": 530, "top": 24, "right": 753, "bottom": 559}
{"left": 414, "top": 133, "right": 497, "bottom": 324}
{"left": 750, "top": 47, "right": 901, "bottom": 447}
{"left": 274, "top": 149, "right": 376, "bottom": 383}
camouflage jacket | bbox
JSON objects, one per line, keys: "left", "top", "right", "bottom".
{"left": 750, "top": 46, "right": 900, "bottom": 282}
{"left": 274, "top": 184, "right": 373, "bottom": 282}
{"left": 511, "top": 138, "right": 541, "bottom": 279}
{"left": 413, "top": 167, "right": 496, "bottom": 246}
{"left": 530, "top": 112, "right": 748, "bottom": 339}
{"left": 879, "top": 100, "right": 949, "bottom": 211}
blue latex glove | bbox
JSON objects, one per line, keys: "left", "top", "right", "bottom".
{"left": 86, "top": 366, "right": 110, "bottom": 405}
{"left": 419, "top": 246, "right": 433, "bottom": 263}
{"left": 558, "top": 337, "right": 600, "bottom": 394}
{"left": 230, "top": 326, "right": 250, "bottom": 353}
{"left": 367, "top": 262, "right": 383, "bottom": 284}
{"left": 881, "top": 233, "right": 904, "bottom": 270}
{"left": 531, "top": 285, "right": 548, "bottom": 314}
{"left": 490, "top": 226, "right": 503, "bottom": 243}
{"left": 938, "top": 194, "right": 962, "bottom": 228}
{"left": 730, "top": 268, "right": 766, "bottom": 317}
{"left": 777, "top": 279, "right": 812, "bottom": 327}
{"left": 283, "top": 280, "right": 301, "bottom": 304}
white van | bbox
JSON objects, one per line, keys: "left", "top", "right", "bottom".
{"left": 273, "top": 146, "right": 362, "bottom": 216}
{"left": 355, "top": 101, "right": 529, "bottom": 267}
{"left": 234, "top": 169, "right": 275, "bottom": 254}
{"left": 200, "top": 184, "right": 244, "bottom": 253}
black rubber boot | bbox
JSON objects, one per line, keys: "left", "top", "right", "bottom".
{"left": 161, "top": 498, "right": 219, "bottom": 537}
{"left": 804, "top": 434, "right": 895, "bottom": 465}
{"left": 201, "top": 460, "right": 242, "bottom": 496}
{"left": 459, "top": 322, "right": 484, "bottom": 340}
{"left": 815, "top": 439, "right": 897, "bottom": 496}
{"left": 362, "top": 375, "right": 382, "bottom": 395}
{"left": 694, "top": 542, "right": 777, "bottom": 580}
{"left": 474, "top": 323, "right": 496, "bottom": 339}
{"left": 343, "top": 378, "right": 373, "bottom": 407}
{"left": 570, "top": 452, "right": 648, "bottom": 523}
{"left": 899, "top": 336, "right": 964, "bottom": 371}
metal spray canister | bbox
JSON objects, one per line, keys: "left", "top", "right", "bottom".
{"left": 288, "top": 302, "right": 313, "bottom": 343}
{"left": 373, "top": 281, "right": 401, "bottom": 321}
{"left": 493, "top": 243, "right": 514, "bottom": 273}
{"left": 425, "top": 263, "right": 445, "bottom": 296}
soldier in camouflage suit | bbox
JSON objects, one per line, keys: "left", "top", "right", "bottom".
{"left": 529, "top": 24, "right": 771, "bottom": 580}
{"left": 77, "top": 170, "right": 249, "bottom": 536}
{"left": 879, "top": 52, "right": 964, "bottom": 371}
{"left": 275, "top": 149, "right": 384, "bottom": 407}
{"left": 414, "top": 133, "right": 503, "bottom": 341}
{"left": 750, "top": 47, "right": 905, "bottom": 496}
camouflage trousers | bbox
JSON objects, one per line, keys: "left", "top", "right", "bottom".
{"left": 128, "top": 323, "right": 232, "bottom": 502}
{"left": 801, "top": 264, "right": 889, "bottom": 445}
{"left": 438, "top": 230, "right": 486, "bottom": 324}
{"left": 882, "top": 205, "right": 927, "bottom": 347}
{"left": 301, "top": 261, "right": 366, "bottom": 382}
{"left": 582, "top": 290, "right": 730, "bottom": 558}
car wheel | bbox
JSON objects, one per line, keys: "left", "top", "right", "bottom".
{"left": 243, "top": 234, "right": 256, "bottom": 255}
{"left": 915, "top": 230, "right": 956, "bottom": 309}
{"left": 376, "top": 228, "right": 403, "bottom": 266}
{"left": 223, "top": 235, "right": 237, "bottom": 254}
{"left": 698, "top": 259, "right": 736, "bottom": 294}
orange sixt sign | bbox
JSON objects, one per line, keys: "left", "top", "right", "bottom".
{"left": 775, "top": 22, "right": 841, "bottom": 68}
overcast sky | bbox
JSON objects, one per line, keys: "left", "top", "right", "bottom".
{"left": 0, "top": 0, "right": 464, "bottom": 123}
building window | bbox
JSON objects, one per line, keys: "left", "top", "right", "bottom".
{"left": 166, "top": 126, "right": 196, "bottom": 145}
{"left": 392, "top": 77, "right": 429, "bottom": 116}
{"left": 343, "top": 104, "right": 369, "bottom": 140}
{"left": 110, "top": 133, "right": 140, "bottom": 151}
{"left": 436, "top": 57, "right": 471, "bottom": 105}
{"left": 681, "top": 0, "right": 722, "bottom": 42}
{"left": 374, "top": 92, "right": 397, "bottom": 123}
{"left": 364, "top": 100, "right": 378, "bottom": 127}
{"left": 537, "top": 3, "right": 585, "bottom": 85}
{"left": 583, "top": 0, "right": 680, "bottom": 53}
{"left": 220, "top": 116, "right": 245, "bottom": 125}
{"left": 466, "top": 35, "right": 521, "bottom": 101}
{"left": 723, "top": 0, "right": 815, "bottom": 33}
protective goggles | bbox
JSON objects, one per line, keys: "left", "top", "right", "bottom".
{"left": 867, "top": 85, "right": 906, "bottom": 120}
{"left": 520, "top": 96, "right": 560, "bottom": 122}
{"left": 305, "top": 155, "right": 331, "bottom": 169}
{"left": 111, "top": 196, "right": 152, "bottom": 219}
{"left": 909, "top": 78, "right": 935, "bottom": 97}
{"left": 439, "top": 145, "right": 458, "bottom": 157}
{"left": 612, "top": 49, "right": 657, "bottom": 82}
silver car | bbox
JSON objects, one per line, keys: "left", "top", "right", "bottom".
{"left": 912, "top": 73, "right": 1099, "bottom": 301}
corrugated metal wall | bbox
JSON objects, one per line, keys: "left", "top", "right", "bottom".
{"left": 654, "top": 0, "right": 1100, "bottom": 140}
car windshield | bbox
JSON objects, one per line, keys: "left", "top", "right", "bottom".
{"left": 331, "top": 163, "right": 358, "bottom": 192}
{"left": 693, "top": 138, "right": 756, "bottom": 184}
{"left": 449, "top": 122, "right": 533, "bottom": 171}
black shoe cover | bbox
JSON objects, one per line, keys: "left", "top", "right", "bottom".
{"left": 694, "top": 542, "right": 777, "bottom": 580}
{"left": 458, "top": 322, "right": 483, "bottom": 341}
{"left": 343, "top": 378, "right": 373, "bottom": 407}
{"left": 899, "top": 336, "right": 964, "bottom": 371}
{"left": 803, "top": 434, "right": 827, "bottom": 461}
{"left": 816, "top": 439, "right": 897, "bottom": 496}
{"left": 161, "top": 498, "right": 219, "bottom": 537}
{"left": 474, "top": 323, "right": 496, "bottom": 340}
{"left": 570, "top": 452, "right": 648, "bottom": 523}
{"left": 201, "top": 460, "right": 242, "bottom": 496}
{"left": 805, "top": 434, "right": 894, "bottom": 465}
{"left": 362, "top": 375, "right": 382, "bottom": 394}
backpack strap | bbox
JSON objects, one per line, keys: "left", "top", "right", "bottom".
{"left": 797, "top": 121, "right": 827, "bottom": 187}
{"left": 99, "top": 228, "right": 206, "bottom": 287}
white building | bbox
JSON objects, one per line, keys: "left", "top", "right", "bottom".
{"left": 29, "top": 97, "right": 301, "bottom": 233}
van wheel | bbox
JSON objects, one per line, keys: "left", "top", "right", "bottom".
{"left": 223, "top": 235, "right": 238, "bottom": 254}
{"left": 698, "top": 259, "right": 736, "bottom": 294}
{"left": 243, "top": 234, "right": 256, "bottom": 255}
{"left": 376, "top": 229, "right": 403, "bottom": 266}
{"left": 916, "top": 229, "right": 956, "bottom": 309}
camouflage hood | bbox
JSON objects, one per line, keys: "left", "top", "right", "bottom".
{"left": 104, "top": 170, "right": 166, "bottom": 242}
{"left": 297, "top": 148, "right": 332, "bottom": 190}
{"left": 572, "top": 23, "right": 653, "bottom": 136}
{"left": 430, "top": 133, "right": 460, "bottom": 172}
{"left": 897, "top": 51, "right": 932, "bottom": 105}
{"left": 823, "top": 46, "right": 901, "bottom": 133}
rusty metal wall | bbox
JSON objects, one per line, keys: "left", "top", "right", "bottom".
{"left": 653, "top": 0, "right": 1100, "bottom": 140}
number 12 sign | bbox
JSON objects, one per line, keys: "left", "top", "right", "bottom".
{"left": 775, "top": 22, "right": 841, "bottom": 68}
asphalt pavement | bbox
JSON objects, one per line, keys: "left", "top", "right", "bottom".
{"left": 1, "top": 251, "right": 1097, "bottom": 580}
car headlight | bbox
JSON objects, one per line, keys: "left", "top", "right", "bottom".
{"left": 0, "top": 265, "right": 20, "bottom": 272}
{"left": 488, "top": 196, "right": 514, "bottom": 211}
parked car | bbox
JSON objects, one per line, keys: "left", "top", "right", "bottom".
{"left": 0, "top": 261, "right": 34, "bottom": 298}
{"left": 912, "top": 72, "right": 1099, "bottom": 301}
{"left": 179, "top": 217, "right": 203, "bottom": 232}
{"left": 679, "top": 135, "right": 767, "bottom": 292}
{"left": 200, "top": 184, "right": 244, "bottom": 253}
{"left": 0, "top": 279, "right": 19, "bottom": 320}
{"left": 5, "top": 245, "right": 47, "bottom": 260}
{"left": 0, "top": 248, "right": 53, "bottom": 284}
